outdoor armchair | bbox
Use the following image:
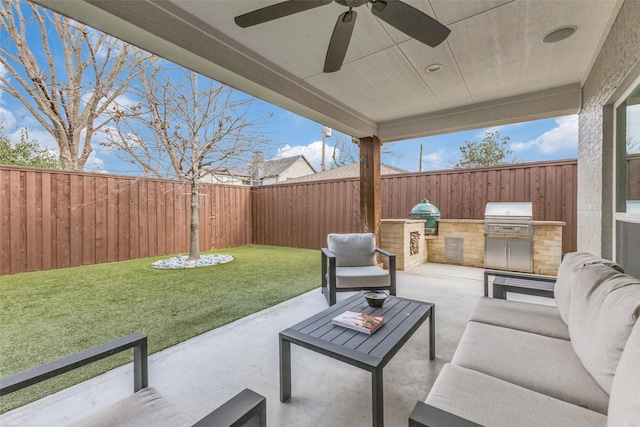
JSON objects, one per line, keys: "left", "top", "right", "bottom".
{"left": 321, "top": 233, "right": 396, "bottom": 306}
{"left": 0, "top": 333, "right": 266, "bottom": 427}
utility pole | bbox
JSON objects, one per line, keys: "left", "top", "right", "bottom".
{"left": 419, "top": 144, "right": 423, "bottom": 172}
{"left": 322, "top": 126, "right": 332, "bottom": 171}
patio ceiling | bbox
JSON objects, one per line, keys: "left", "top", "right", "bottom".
{"left": 32, "top": 0, "right": 622, "bottom": 142}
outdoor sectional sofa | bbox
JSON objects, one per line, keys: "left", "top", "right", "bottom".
{"left": 410, "top": 252, "right": 640, "bottom": 427}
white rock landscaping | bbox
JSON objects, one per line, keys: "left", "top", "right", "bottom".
{"left": 151, "top": 254, "right": 233, "bottom": 269}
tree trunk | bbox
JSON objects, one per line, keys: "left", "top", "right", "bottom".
{"left": 188, "top": 180, "right": 200, "bottom": 260}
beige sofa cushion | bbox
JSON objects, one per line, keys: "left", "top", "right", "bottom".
{"left": 66, "top": 387, "right": 196, "bottom": 427}
{"left": 608, "top": 321, "right": 640, "bottom": 426}
{"left": 569, "top": 263, "right": 640, "bottom": 394}
{"left": 469, "top": 297, "right": 570, "bottom": 340}
{"left": 554, "top": 252, "right": 624, "bottom": 324}
{"left": 452, "top": 321, "right": 610, "bottom": 414}
{"left": 426, "top": 364, "right": 607, "bottom": 427}
{"left": 327, "top": 233, "right": 376, "bottom": 267}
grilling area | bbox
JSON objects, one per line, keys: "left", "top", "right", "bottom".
{"left": 484, "top": 202, "right": 534, "bottom": 273}
{"left": 381, "top": 201, "right": 564, "bottom": 275}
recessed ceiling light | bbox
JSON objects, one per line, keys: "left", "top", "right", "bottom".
{"left": 425, "top": 64, "right": 443, "bottom": 73}
{"left": 543, "top": 26, "right": 577, "bottom": 43}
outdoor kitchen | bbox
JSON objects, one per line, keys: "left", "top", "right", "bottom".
{"left": 381, "top": 201, "right": 565, "bottom": 275}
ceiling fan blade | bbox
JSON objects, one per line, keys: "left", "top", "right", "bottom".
{"left": 371, "top": 0, "right": 450, "bottom": 47}
{"left": 324, "top": 10, "right": 357, "bottom": 73}
{"left": 235, "top": 0, "right": 332, "bottom": 28}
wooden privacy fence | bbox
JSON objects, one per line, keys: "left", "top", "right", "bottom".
{"left": 0, "top": 166, "right": 252, "bottom": 275}
{"left": 1, "top": 159, "right": 577, "bottom": 275}
{"left": 252, "top": 159, "right": 578, "bottom": 255}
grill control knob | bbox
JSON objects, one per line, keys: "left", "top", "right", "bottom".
{"left": 515, "top": 227, "right": 520, "bottom": 232}
{"left": 494, "top": 226, "right": 500, "bottom": 231}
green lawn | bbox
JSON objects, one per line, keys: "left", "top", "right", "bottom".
{"left": 0, "top": 245, "right": 319, "bottom": 413}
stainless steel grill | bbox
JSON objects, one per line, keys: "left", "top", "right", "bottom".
{"left": 484, "top": 202, "right": 533, "bottom": 236}
{"left": 484, "top": 202, "right": 533, "bottom": 272}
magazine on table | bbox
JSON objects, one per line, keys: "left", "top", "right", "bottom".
{"left": 332, "top": 310, "right": 384, "bottom": 334}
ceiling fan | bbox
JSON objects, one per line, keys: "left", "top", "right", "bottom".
{"left": 235, "top": 0, "right": 450, "bottom": 73}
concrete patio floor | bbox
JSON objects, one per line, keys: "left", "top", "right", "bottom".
{"left": 1, "top": 262, "right": 492, "bottom": 427}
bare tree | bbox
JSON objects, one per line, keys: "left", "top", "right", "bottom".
{"left": 104, "top": 67, "right": 270, "bottom": 260}
{"left": 331, "top": 133, "right": 359, "bottom": 167}
{"left": 331, "top": 133, "right": 399, "bottom": 169}
{"left": 0, "top": 0, "right": 155, "bottom": 170}
{"left": 628, "top": 135, "right": 640, "bottom": 154}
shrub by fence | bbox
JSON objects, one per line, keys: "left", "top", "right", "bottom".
{"left": 1, "top": 160, "right": 577, "bottom": 275}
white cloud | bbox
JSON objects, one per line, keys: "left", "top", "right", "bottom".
{"left": 511, "top": 115, "right": 578, "bottom": 155}
{"left": 10, "top": 127, "right": 58, "bottom": 151}
{"left": 421, "top": 148, "right": 449, "bottom": 170}
{"left": 1, "top": 107, "right": 58, "bottom": 153}
{"left": 0, "top": 106, "right": 17, "bottom": 129}
{"left": 476, "top": 122, "right": 525, "bottom": 139}
{"left": 82, "top": 91, "right": 139, "bottom": 122}
{"left": 274, "top": 140, "right": 334, "bottom": 170}
{"left": 83, "top": 151, "right": 107, "bottom": 174}
{"left": 98, "top": 125, "right": 144, "bottom": 152}
{"left": 478, "top": 125, "right": 505, "bottom": 139}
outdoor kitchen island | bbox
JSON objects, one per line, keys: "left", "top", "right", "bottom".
{"left": 381, "top": 217, "right": 565, "bottom": 275}
{"left": 425, "top": 218, "right": 565, "bottom": 275}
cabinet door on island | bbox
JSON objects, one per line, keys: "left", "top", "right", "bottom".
{"left": 485, "top": 237, "right": 532, "bottom": 272}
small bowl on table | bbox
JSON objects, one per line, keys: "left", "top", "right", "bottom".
{"left": 364, "top": 291, "right": 387, "bottom": 308}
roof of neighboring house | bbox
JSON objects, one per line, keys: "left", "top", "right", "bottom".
{"left": 258, "top": 155, "right": 315, "bottom": 179}
{"left": 282, "top": 162, "right": 406, "bottom": 184}
{"left": 213, "top": 155, "right": 315, "bottom": 180}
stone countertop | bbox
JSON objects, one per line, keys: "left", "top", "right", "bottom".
{"left": 438, "top": 219, "right": 566, "bottom": 226}
{"left": 383, "top": 218, "right": 566, "bottom": 226}
{"left": 532, "top": 220, "right": 566, "bottom": 226}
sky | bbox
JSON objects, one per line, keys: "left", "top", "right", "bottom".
{"left": 0, "top": 52, "right": 578, "bottom": 176}
{"left": 262, "top": 109, "right": 579, "bottom": 173}
{"left": 0, "top": 0, "right": 579, "bottom": 176}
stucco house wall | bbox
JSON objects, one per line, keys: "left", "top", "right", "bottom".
{"left": 578, "top": 0, "right": 640, "bottom": 258}
{"left": 263, "top": 157, "right": 315, "bottom": 184}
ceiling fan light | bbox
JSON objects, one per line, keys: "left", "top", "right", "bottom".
{"left": 543, "top": 26, "right": 577, "bottom": 43}
{"left": 426, "top": 64, "right": 443, "bottom": 73}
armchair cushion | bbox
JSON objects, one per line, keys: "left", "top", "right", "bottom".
{"left": 66, "top": 387, "right": 196, "bottom": 427}
{"left": 335, "top": 266, "right": 390, "bottom": 288}
{"left": 327, "top": 233, "right": 376, "bottom": 267}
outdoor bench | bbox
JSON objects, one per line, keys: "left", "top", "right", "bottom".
{"left": 410, "top": 252, "right": 640, "bottom": 427}
{"left": 0, "top": 333, "right": 266, "bottom": 427}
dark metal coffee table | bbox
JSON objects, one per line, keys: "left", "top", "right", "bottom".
{"left": 279, "top": 291, "right": 435, "bottom": 427}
